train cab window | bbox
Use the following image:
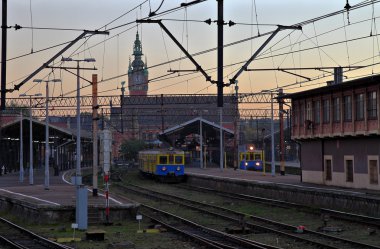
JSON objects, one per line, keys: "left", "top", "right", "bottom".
{"left": 159, "top": 156, "right": 167, "bottom": 164}
{"left": 254, "top": 154, "right": 261, "bottom": 160}
{"left": 175, "top": 156, "right": 183, "bottom": 164}
{"left": 248, "top": 153, "right": 254, "bottom": 160}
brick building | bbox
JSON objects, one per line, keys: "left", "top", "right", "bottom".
{"left": 283, "top": 74, "right": 380, "bottom": 190}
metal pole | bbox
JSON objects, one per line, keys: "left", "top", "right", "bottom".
{"left": 219, "top": 108, "right": 223, "bottom": 170}
{"left": 120, "top": 81, "right": 125, "bottom": 133}
{"left": 217, "top": 0, "right": 224, "bottom": 171}
{"left": 45, "top": 81, "right": 49, "bottom": 189}
{"left": 76, "top": 61, "right": 81, "bottom": 179}
{"left": 279, "top": 88, "right": 285, "bottom": 175}
{"left": 234, "top": 83, "right": 239, "bottom": 170}
{"left": 200, "top": 116, "right": 203, "bottom": 169}
{"left": 271, "top": 92, "right": 275, "bottom": 177}
{"left": 19, "top": 111, "right": 23, "bottom": 182}
{"left": 29, "top": 96, "right": 33, "bottom": 185}
{"left": 1, "top": 0, "right": 7, "bottom": 111}
{"left": 92, "top": 74, "right": 98, "bottom": 196}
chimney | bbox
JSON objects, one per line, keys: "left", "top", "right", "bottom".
{"left": 327, "top": 67, "right": 343, "bottom": 86}
{"left": 334, "top": 67, "right": 343, "bottom": 84}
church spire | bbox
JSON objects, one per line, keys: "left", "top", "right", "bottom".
{"left": 128, "top": 30, "right": 149, "bottom": 96}
{"left": 133, "top": 30, "right": 143, "bottom": 56}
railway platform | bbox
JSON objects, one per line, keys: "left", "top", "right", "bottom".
{"left": 185, "top": 167, "right": 380, "bottom": 217}
{"left": 0, "top": 169, "right": 138, "bottom": 224}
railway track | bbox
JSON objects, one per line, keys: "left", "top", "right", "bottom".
{"left": 178, "top": 184, "right": 380, "bottom": 228}
{"left": 0, "top": 217, "right": 72, "bottom": 249}
{"left": 117, "top": 183, "right": 380, "bottom": 249}
{"left": 141, "top": 204, "right": 279, "bottom": 249}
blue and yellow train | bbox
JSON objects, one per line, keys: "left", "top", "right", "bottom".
{"left": 138, "top": 149, "right": 185, "bottom": 182}
{"left": 239, "top": 145, "right": 265, "bottom": 171}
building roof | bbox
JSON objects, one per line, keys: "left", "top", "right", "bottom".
{"left": 160, "top": 117, "right": 234, "bottom": 136}
{"left": 280, "top": 74, "right": 380, "bottom": 100}
{"left": 157, "top": 117, "right": 234, "bottom": 146}
{"left": 0, "top": 116, "right": 91, "bottom": 140}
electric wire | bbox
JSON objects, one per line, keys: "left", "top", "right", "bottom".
{"left": 8, "top": 0, "right": 380, "bottom": 100}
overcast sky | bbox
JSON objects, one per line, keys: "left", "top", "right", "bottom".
{"left": 4, "top": 0, "right": 379, "bottom": 100}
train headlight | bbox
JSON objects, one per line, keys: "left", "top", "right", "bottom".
{"left": 245, "top": 162, "right": 248, "bottom": 166}
{"left": 255, "top": 162, "right": 260, "bottom": 166}
{"left": 176, "top": 166, "right": 181, "bottom": 171}
{"left": 162, "top": 166, "right": 167, "bottom": 171}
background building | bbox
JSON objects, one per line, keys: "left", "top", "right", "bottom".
{"left": 283, "top": 74, "right": 380, "bottom": 190}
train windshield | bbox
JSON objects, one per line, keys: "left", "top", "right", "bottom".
{"left": 254, "top": 154, "right": 262, "bottom": 160}
{"left": 159, "top": 156, "right": 167, "bottom": 164}
{"left": 175, "top": 156, "right": 183, "bottom": 164}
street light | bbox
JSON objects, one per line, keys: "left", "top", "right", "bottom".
{"left": 33, "top": 78, "right": 61, "bottom": 189}
{"left": 62, "top": 57, "right": 95, "bottom": 230}
{"left": 261, "top": 89, "right": 278, "bottom": 177}
{"left": 61, "top": 57, "right": 95, "bottom": 181}
{"left": 19, "top": 93, "right": 42, "bottom": 185}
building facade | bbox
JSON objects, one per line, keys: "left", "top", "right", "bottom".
{"left": 285, "top": 75, "right": 380, "bottom": 190}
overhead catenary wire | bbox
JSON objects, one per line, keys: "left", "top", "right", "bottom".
{"left": 8, "top": 0, "right": 380, "bottom": 100}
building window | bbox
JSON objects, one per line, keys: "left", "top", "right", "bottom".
{"left": 293, "top": 106, "right": 298, "bottom": 125}
{"left": 345, "top": 156, "right": 354, "bottom": 182}
{"left": 333, "top": 97, "right": 340, "bottom": 122}
{"left": 324, "top": 156, "right": 332, "bottom": 181}
{"left": 323, "top": 99, "right": 330, "bottom": 123}
{"left": 343, "top": 95, "right": 352, "bottom": 121}
{"left": 368, "top": 156, "right": 379, "bottom": 185}
{"left": 368, "top": 91, "right": 377, "bottom": 119}
{"left": 306, "top": 101, "right": 312, "bottom": 121}
{"left": 355, "top": 93, "right": 364, "bottom": 120}
{"left": 300, "top": 103, "right": 304, "bottom": 126}
{"left": 314, "top": 100, "right": 320, "bottom": 124}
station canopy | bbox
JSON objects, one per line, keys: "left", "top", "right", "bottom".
{"left": 157, "top": 117, "right": 234, "bottom": 147}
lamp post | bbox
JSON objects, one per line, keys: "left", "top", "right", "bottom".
{"left": 19, "top": 93, "right": 42, "bottom": 185}
{"left": 261, "top": 90, "right": 278, "bottom": 177}
{"left": 33, "top": 79, "right": 61, "bottom": 190}
{"left": 19, "top": 110, "right": 23, "bottom": 182}
{"left": 62, "top": 57, "right": 95, "bottom": 230}
{"left": 61, "top": 57, "right": 95, "bottom": 181}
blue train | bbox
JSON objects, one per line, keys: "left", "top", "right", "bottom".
{"left": 239, "top": 146, "right": 265, "bottom": 171}
{"left": 138, "top": 149, "right": 185, "bottom": 182}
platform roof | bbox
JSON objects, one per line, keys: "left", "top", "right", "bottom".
{"left": 0, "top": 117, "right": 91, "bottom": 141}
{"left": 158, "top": 117, "right": 234, "bottom": 146}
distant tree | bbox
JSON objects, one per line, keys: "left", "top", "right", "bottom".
{"left": 120, "top": 139, "right": 146, "bottom": 161}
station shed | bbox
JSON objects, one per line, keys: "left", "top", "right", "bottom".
{"left": 158, "top": 117, "right": 234, "bottom": 167}
{"left": 0, "top": 114, "right": 92, "bottom": 175}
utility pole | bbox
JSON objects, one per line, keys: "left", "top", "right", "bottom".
{"left": 278, "top": 88, "right": 285, "bottom": 175}
{"left": 233, "top": 81, "right": 239, "bottom": 169}
{"left": 120, "top": 81, "right": 125, "bottom": 133}
{"left": 161, "top": 94, "right": 164, "bottom": 132}
{"left": 217, "top": 0, "right": 224, "bottom": 171}
{"left": 19, "top": 111, "right": 23, "bottom": 182}
{"left": 271, "top": 92, "right": 275, "bottom": 176}
{"left": 92, "top": 74, "right": 98, "bottom": 196}
{"left": 1, "top": 0, "right": 7, "bottom": 110}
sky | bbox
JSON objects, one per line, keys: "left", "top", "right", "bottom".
{"left": 4, "top": 0, "right": 380, "bottom": 101}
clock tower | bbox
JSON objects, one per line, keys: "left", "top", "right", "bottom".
{"left": 128, "top": 31, "right": 148, "bottom": 96}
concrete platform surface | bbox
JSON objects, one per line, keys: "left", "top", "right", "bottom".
{"left": 0, "top": 169, "right": 135, "bottom": 209}
{"left": 186, "top": 167, "right": 380, "bottom": 197}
